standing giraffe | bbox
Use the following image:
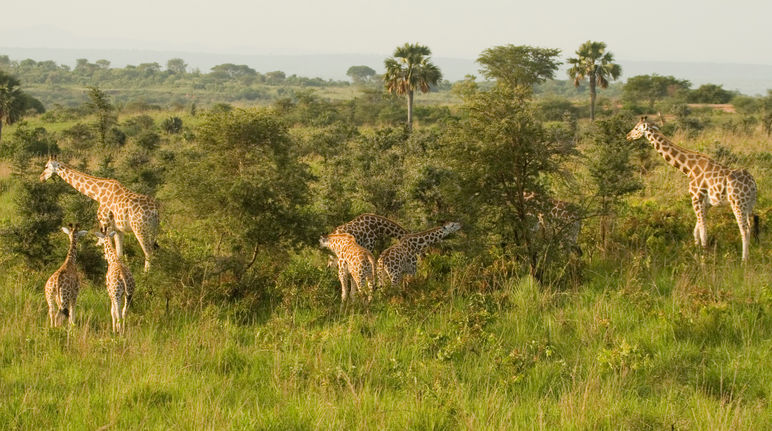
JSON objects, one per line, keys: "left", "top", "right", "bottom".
{"left": 377, "top": 221, "right": 461, "bottom": 289}
{"left": 626, "top": 116, "right": 757, "bottom": 261}
{"left": 40, "top": 156, "right": 160, "bottom": 271}
{"left": 319, "top": 232, "right": 377, "bottom": 304}
{"left": 95, "top": 226, "right": 136, "bottom": 334}
{"left": 44, "top": 224, "right": 88, "bottom": 327}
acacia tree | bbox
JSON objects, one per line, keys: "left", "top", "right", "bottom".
{"left": 346, "top": 65, "right": 376, "bottom": 84}
{"left": 477, "top": 44, "right": 562, "bottom": 90}
{"left": 383, "top": 43, "right": 442, "bottom": 129}
{"left": 567, "top": 41, "right": 621, "bottom": 121}
{"left": 623, "top": 74, "right": 691, "bottom": 110}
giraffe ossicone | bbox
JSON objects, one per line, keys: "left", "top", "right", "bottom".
{"left": 626, "top": 116, "right": 757, "bottom": 261}
{"left": 41, "top": 156, "right": 160, "bottom": 272}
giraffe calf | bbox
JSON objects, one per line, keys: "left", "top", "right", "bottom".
{"left": 95, "top": 227, "right": 135, "bottom": 334}
{"left": 320, "top": 233, "right": 376, "bottom": 303}
{"left": 45, "top": 224, "right": 88, "bottom": 327}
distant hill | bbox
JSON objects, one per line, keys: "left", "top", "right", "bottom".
{"left": 2, "top": 47, "right": 771, "bottom": 96}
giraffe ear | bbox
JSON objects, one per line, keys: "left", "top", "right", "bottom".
{"left": 76, "top": 230, "right": 89, "bottom": 238}
{"left": 61, "top": 226, "right": 71, "bottom": 235}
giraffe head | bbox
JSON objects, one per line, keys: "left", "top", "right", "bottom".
{"left": 441, "top": 221, "right": 462, "bottom": 236}
{"left": 40, "top": 156, "right": 61, "bottom": 182}
{"left": 94, "top": 226, "right": 117, "bottom": 249}
{"left": 626, "top": 116, "right": 653, "bottom": 141}
{"left": 61, "top": 223, "right": 88, "bottom": 241}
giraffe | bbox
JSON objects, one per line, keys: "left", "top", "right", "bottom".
{"left": 626, "top": 116, "right": 757, "bottom": 261}
{"left": 95, "top": 226, "right": 136, "bottom": 334}
{"left": 327, "top": 213, "right": 410, "bottom": 267}
{"left": 377, "top": 221, "right": 461, "bottom": 289}
{"left": 332, "top": 213, "right": 409, "bottom": 253}
{"left": 523, "top": 192, "right": 583, "bottom": 255}
{"left": 319, "top": 232, "right": 377, "bottom": 303}
{"left": 40, "top": 156, "right": 160, "bottom": 272}
{"left": 44, "top": 224, "right": 88, "bottom": 327}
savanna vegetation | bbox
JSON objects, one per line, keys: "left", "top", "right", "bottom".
{"left": 1, "top": 41, "right": 772, "bottom": 429}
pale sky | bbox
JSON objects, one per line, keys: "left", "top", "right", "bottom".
{"left": 3, "top": 0, "right": 772, "bottom": 65}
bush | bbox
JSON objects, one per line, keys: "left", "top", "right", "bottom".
{"left": 160, "top": 116, "right": 183, "bottom": 134}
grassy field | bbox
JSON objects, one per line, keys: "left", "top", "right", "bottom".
{"left": 2, "top": 113, "right": 772, "bottom": 429}
{"left": 2, "top": 250, "right": 771, "bottom": 429}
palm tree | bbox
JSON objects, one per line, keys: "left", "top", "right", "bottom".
{"left": 0, "top": 71, "right": 25, "bottom": 142}
{"left": 567, "top": 41, "right": 621, "bottom": 121}
{"left": 383, "top": 43, "right": 442, "bottom": 129}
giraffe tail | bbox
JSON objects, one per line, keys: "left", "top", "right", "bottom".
{"left": 753, "top": 214, "right": 760, "bottom": 244}
{"left": 58, "top": 307, "right": 69, "bottom": 318}
{"left": 153, "top": 241, "right": 160, "bottom": 250}
{"left": 367, "top": 253, "right": 377, "bottom": 289}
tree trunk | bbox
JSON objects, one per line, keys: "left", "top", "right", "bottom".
{"left": 589, "top": 78, "right": 597, "bottom": 121}
{"left": 406, "top": 90, "right": 414, "bottom": 129}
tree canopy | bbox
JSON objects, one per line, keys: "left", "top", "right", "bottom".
{"left": 477, "top": 44, "right": 562, "bottom": 90}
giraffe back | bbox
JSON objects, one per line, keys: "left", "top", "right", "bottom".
{"left": 332, "top": 213, "right": 408, "bottom": 253}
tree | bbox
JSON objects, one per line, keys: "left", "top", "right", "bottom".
{"left": 567, "top": 41, "right": 622, "bottom": 121}
{"left": 477, "top": 44, "right": 561, "bottom": 90}
{"left": 383, "top": 43, "right": 442, "bottom": 129}
{"left": 586, "top": 114, "right": 643, "bottom": 248}
{"left": 687, "top": 83, "right": 734, "bottom": 104}
{"left": 623, "top": 74, "right": 691, "bottom": 109}
{"left": 0, "top": 71, "right": 27, "bottom": 142}
{"left": 346, "top": 65, "right": 376, "bottom": 84}
{"left": 449, "top": 85, "right": 576, "bottom": 277}
{"left": 85, "top": 86, "right": 117, "bottom": 146}
{"left": 166, "top": 58, "right": 187, "bottom": 74}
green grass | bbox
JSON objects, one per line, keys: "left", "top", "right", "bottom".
{"left": 2, "top": 248, "right": 771, "bottom": 429}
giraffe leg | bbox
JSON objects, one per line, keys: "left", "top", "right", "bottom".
{"left": 114, "top": 230, "right": 125, "bottom": 257}
{"left": 133, "top": 228, "right": 156, "bottom": 272}
{"left": 690, "top": 188, "right": 709, "bottom": 248}
{"left": 338, "top": 265, "right": 349, "bottom": 303}
{"left": 728, "top": 172, "right": 756, "bottom": 262}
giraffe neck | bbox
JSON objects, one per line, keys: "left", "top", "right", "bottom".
{"left": 63, "top": 237, "right": 78, "bottom": 267}
{"left": 644, "top": 128, "right": 695, "bottom": 176}
{"left": 56, "top": 164, "right": 116, "bottom": 203}
{"left": 102, "top": 241, "right": 120, "bottom": 265}
{"left": 403, "top": 227, "right": 447, "bottom": 255}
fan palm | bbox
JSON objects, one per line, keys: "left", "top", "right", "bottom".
{"left": 567, "top": 41, "right": 621, "bottom": 121}
{"left": 383, "top": 43, "right": 442, "bottom": 129}
{"left": 0, "top": 71, "right": 25, "bottom": 142}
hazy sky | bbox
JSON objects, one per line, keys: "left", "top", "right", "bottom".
{"left": 3, "top": 0, "right": 772, "bottom": 64}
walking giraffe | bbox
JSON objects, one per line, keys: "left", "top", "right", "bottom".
{"left": 95, "top": 226, "right": 136, "bottom": 334}
{"left": 626, "top": 116, "right": 757, "bottom": 261}
{"left": 40, "top": 156, "right": 160, "bottom": 271}
{"left": 44, "top": 224, "right": 88, "bottom": 327}
{"left": 377, "top": 221, "right": 461, "bottom": 288}
{"left": 319, "top": 232, "right": 377, "bottom": 304}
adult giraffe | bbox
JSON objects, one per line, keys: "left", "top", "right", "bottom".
{"left": 40, "top": 156, "right": 160, "bottom": 271}
{"left": 626, "top": 116, "right": 757, "bottom": 261}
